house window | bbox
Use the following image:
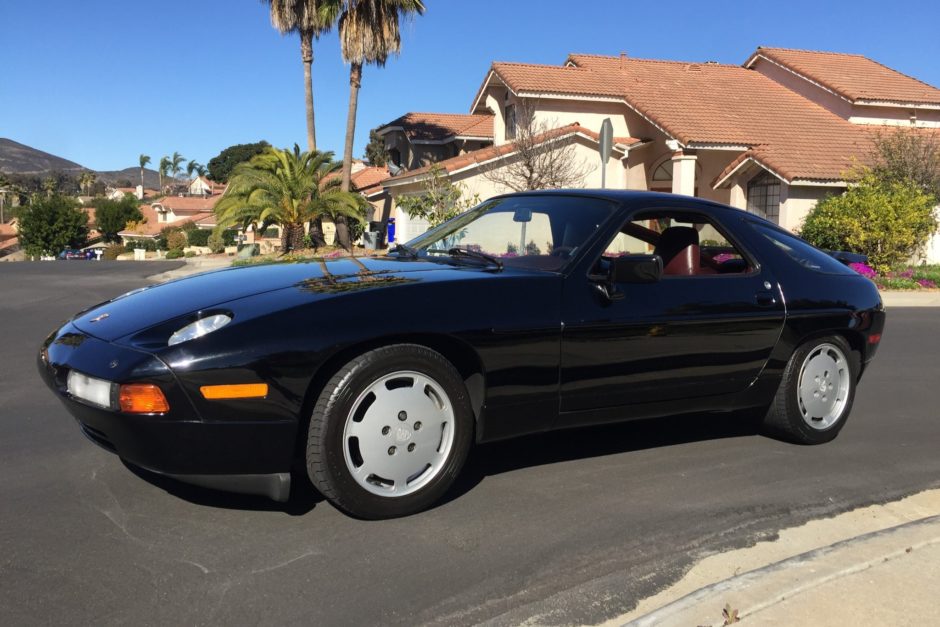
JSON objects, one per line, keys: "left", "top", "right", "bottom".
{"left": 747, "top": 171, "right": 781, "bottom": 223}
{"left": 505, "top": 104, "right": 517, "bottom": 140}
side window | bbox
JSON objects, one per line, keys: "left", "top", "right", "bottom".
{"left": 751, "top": 223, "right": 855, "bottom": 275}
{"left": 599, "top": 211, "right": 752, "bottom": 277}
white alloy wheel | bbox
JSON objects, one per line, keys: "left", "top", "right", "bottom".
{"left": 796, "top": 342, "right": 850, "bottom": 430}
{"left": 342, "top": 371, "right": 456, "bottom": 497}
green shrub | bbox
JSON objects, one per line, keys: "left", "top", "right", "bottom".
{"left": 207, "top": 231, "right": 225, "bottom": 254}
{"left": 165, "top": 249, "right": 183, "bottom": 259}
{"left": 221, "top": 229, "right": 237, "bottom": 246}
{"left": 184, "top": 250, "right": 196, "bottom": 258}
{"left": 187, "top": 229, "right": 210, "bottom": 247}
{"left": 125, "top": 238, "right": 157, "bottom": 252}
{"left": 102, "top": 244, "right": 127, "bottom": 260}
{"left": 800, "top": 172, "right": 938, "bottom": 272}
{"left": 166, "top": 230, "right": 187, "bottom": 252}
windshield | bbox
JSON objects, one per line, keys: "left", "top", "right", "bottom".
{"left": 402, "top": 195, "right": 617, "bottom": 272}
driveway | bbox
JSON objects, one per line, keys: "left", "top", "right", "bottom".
{"left": 1, "top": 262, "right": 938, "bottom": 626}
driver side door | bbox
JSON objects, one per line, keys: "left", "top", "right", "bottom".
{"left": 558, "top": 207, "right": 785, "bottom": 420}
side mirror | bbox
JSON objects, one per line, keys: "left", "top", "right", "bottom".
{"left": 610, "top": 254, "right": 662, "bottom": 284}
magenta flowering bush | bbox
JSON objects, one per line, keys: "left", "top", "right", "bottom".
{"left": 848, "top": 262, "right": 878, "bottom": 279}
{"left": 917, "top": 278, "right": 938, "bottom": 288}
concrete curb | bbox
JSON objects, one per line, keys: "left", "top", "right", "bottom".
{"left": 880, "top": 290, "right": 940, "bottom": 307}
{"left": 624, "top": 515, "right": 940, "bottom": 626}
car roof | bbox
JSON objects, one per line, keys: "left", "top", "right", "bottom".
{"left": 493, "top": 189, "right": 735, "bottom": 212}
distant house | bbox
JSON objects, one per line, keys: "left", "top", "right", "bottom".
{"left": 0, "top": 219, "right": 19, "bottom": 257}
{"left": 118, "top": 190, "right": 223, "bottom": 245}
{"left": 188, "top": 176, "right": 225, "bottom": 197}
{"left": 379, "top": 46, "right": 940, "bottom": 260}
{"left": 375, "top": 112, "right": 494, "bottom": 171}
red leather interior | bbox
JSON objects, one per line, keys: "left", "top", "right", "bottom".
{"left": 655, "top": 227, "right": 716, "bottom": 276}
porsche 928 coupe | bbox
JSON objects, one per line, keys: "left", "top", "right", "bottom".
{"left": 39, "top": 191, "right": 885, "bottom": 519}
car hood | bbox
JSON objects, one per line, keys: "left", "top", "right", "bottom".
{"left": 71, "top": 256, "right": 447, "bottom": 342}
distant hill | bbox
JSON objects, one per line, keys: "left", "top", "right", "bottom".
{"left": 0, "top": 138, "right": 85, "bottom": 174}
{"left": 96, "top": 167, "right": 160, "bottom": 189}
{"left": 0, "top": 138, "right": 160, "bottom": 188}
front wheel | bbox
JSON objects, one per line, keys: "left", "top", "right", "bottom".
{"left": 306, "top": 344, "right": 473, "bottom": 519}
{"left": 762, "top": 335, "right": 858, "bottom": 444}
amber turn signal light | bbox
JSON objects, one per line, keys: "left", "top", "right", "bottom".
{"left": 119, "top": 383, "right": 170, "bottom": 414}
{"left": 200, "top": 383, "right": 269, "bottom": 400}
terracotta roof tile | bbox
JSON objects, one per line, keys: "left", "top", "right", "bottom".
{"left": 380, "top": 112, "right": 494, "bottom": 141}
{"left": 324, "top": 166, "right": 390, "bottom": 196}
{"left": 156, "top": 195, "right": 222, "bottom": 212}
{"left": 748, "top": 47, "right": 940, "bottom": 105}
{"left": 477, "top": 52, "right": 897, "bottom": 181}
{"left": 119, "top": 204, "right": 163, "bottom": 237}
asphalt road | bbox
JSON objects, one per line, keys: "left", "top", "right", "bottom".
{"left": 2, "top": 262, "right": 938, "bottom": 626}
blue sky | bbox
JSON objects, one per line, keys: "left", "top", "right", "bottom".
{"left": 2, "top": 0, "right": 939, "bottom": 171}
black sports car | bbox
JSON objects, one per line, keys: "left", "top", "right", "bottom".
{"left": 39, "top": 191, "right": 885, "bottom": 519}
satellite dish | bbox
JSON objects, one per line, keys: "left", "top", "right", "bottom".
{"left": 388, "top": 163, "right": 403, "bottom": 176}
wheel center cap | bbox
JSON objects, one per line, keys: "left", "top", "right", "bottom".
{"left": 395, "top": 427, "right": 413, "bottom": 443}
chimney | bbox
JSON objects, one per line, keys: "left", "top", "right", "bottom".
{"left": 619, "top": 51, "right": 628, "bottom": 70}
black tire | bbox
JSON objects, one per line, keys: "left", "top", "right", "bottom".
{"left": 762, "top": 335, "right": 859, "bottom": 444}
{"left": 306, "top": 344, "right": 473, "bottom": 519}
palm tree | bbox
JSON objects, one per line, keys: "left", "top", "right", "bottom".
{"left": 139, "top": 154, "right": 151, "bottom": 192}
{"left": 186, "top": 160, "right": 204, "bottom": 179}
{"left": 336, "top": 0, "right": 425, "bottom": 248}
{"left": 263, "top": 0, "right": 338, "bottom": 152}
{"left": 158, "top": 156, "right": 172, "bottom": 192}
{"left": 214, "top": 145, "right": 366, "bottom": 252}
{"left": 170, "top": 152, "right": 186, "bottom": 183}
{"left": 79, "top": 171, "right": 96, "bottom": 196}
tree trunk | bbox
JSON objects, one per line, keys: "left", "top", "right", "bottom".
{"left": 301, "top": 32, "right": 316, "bottom": 152}
{"left": 140, "top": 167, "right": 144, "bottom": 192}
{"left": 289, "top": 223, "right": 305, "bottom": 253}
{"left": 336, "top": 62, "right": 362, "bottom": 251}
{"left": 308, "top": 218, "right": 327, "bottom": 249}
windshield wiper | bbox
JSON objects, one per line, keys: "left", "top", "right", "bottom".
{"left": 389, "top": 243, "right": 418, "bottom": 259}
{"left": 428, "top": 247, "right": 503, "bottom": 270}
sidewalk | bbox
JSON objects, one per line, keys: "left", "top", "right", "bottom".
{"left": 615, "top": 490, "right": 940, "bottom": 626}
{"left": 880, "top": 290, "right": 940, "bottom": 307}
{"left": 147, "top": 256, "right": 232, "bottom": 282}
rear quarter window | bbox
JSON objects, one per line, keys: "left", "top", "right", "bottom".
{"left": 751, "top": 223, "right": 855, "bottom": 275}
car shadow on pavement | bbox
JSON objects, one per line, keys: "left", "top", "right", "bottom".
{"left": 125, "top": 411, "right": 761, "bottom": 516}
{"left": 441, "top": 410, "right": 762, "bottom": 507}
{"left": 124, "top": 461, "right": 324, "bottom": 516}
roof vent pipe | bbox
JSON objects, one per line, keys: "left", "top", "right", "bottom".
{"left": 620, "top": 51, "right": 628, "bottom": 70}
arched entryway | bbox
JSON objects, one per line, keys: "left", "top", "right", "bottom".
{"left": 648, "top": 156, "right": 700, "bottom": 195}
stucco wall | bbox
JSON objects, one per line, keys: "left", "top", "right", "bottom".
{"left": 780, "top": 185, "right": 841, "bottom": 232}
{"left": 531, "top": 98, "right": 631, "bottom": 138}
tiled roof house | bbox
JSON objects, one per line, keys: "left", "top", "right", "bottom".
{"left": 381, "top": 46, "right": 940, "bottom": 248}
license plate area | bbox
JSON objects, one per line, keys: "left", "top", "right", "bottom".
{"left": 67, "top": 371, "right": 117, "bottom": 410}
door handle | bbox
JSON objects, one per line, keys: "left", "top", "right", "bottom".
{"left": 755, "top": 291, "right": 776, "bottom": 307}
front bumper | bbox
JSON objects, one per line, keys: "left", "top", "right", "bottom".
{"left": 38, "top": 323, "right": 297, "bottom": 500}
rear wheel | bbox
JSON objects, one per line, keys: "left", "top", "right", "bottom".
{"left": 762, "top": 335, "right": 858, "bottom": 444}
{"left": 306, "top": 344, "right": 473, "bottom": 519}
